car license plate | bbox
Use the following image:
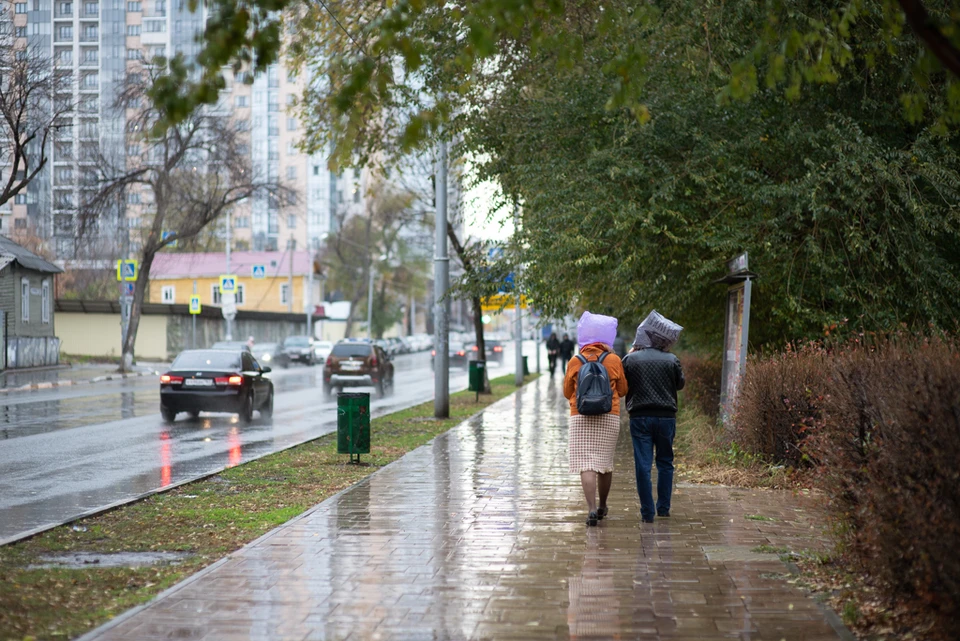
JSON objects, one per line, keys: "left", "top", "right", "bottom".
{"left": 341, "top": 361, "right": 361, "bottom": 371}
{"left": 184, "top": 378, "right": 213, "bottom": 387}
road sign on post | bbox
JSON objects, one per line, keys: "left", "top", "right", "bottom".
{"left": 219, "top": 275, "right": 237, "bottom": 293}
{"left": 122, "top": 282, "right": 135, "bottom": 296}
{"left": 116, "top": 260, "right": 138, "bottom": 282}
{"left": 251, "top": 265, "right": 265, "bottom": 279}
{"left": 189, "top": 296, "right": 202, "bottom": 315}
{"left": 161, "top": 231, "right": 178, "bottom": 247}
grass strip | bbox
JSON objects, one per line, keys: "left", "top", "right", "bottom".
{"left": 0, "top": 373, "right": 537, "bottom": 641}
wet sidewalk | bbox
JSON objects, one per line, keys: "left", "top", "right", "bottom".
{"left": 0, "top": 362, "right": 161, "bottom": 393}
{"left": 83, "top": 376, "right": 847, "bottom": 641}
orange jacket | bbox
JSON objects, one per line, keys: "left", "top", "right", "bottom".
{"left": 563, "top": 343, "right": 628, "bottom": 416}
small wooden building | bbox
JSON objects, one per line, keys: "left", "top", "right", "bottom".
{"left": 0, "top": 235, "right": 63, "bottom": 368}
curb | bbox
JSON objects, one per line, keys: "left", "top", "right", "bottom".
{"left": 0, "top": 370, "right": 156, "bottom": 394}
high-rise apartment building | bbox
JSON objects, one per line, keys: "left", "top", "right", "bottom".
{"left": 1, "top": 2, "right": 361, "bottom": 260}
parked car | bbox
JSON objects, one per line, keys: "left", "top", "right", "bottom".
{"left": 159, "top": 349, "right": 273, "bottom": 423}
{"left": 211, "top": 341, "right": 251, "bottom": 352}
{"left": 323, "top": 340, "right": 394, "bottom": 398}
{"left": 254, "top": 342, "right": 289, "bottom": 368}
{"left": 465, "top": 339, "right": 505, "bottom": 364}
{"left": 431, "top": 343, "right": 469, "bottom": 370}
{"left": 281, "top": 335, "right": 316, "bottom": 365}
{"left": 313, "top": 340, "right": 334, "bottom": 363}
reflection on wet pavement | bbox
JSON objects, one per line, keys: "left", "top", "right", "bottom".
{"left": 88, "top": 375, "right": 845, "bottom": 641}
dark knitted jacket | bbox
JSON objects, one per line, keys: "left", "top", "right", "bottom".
{"left": 621, "top": 348, "right": 685, "bottom": 418}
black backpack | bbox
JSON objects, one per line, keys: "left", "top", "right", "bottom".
{"left": 575, "top": 352, "right": 613, "bottom": 415}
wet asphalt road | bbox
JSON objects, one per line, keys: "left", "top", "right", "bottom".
{"left": 0, "top": 350, "right": 517, "bottom": 544}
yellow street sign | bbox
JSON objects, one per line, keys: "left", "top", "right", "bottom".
{"left": 189, "top": 296, "right": 202, "bottom": 315}
{"left": 219, "top": 274, "right": 238, "bottom": 293}
{"left": 116, "top": 259, "right": 138, "bottom": 282}
{"left": 481, "top": 294, "right": 527, "bottom": 311}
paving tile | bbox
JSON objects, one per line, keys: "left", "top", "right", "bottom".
{"left": 86, "top": 376, "right": 845, "bottom": 641}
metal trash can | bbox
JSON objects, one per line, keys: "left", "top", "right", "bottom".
{"left": 522, "top": 356, "right": 529, "bottom": 376}
{"left": 468, "top": 360, "right": 486, "bottom": 400}
{"left": 337, "top": 392, "right": 370, "bottom": 463}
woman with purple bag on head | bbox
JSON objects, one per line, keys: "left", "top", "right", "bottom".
{"left": 563, "top": 312, "right": 628, "bottom": 527}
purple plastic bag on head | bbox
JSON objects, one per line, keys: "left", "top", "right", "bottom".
{"left": 577, "top": 311, "right": 618, "bottom": 349}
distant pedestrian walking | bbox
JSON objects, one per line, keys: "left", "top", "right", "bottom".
{"left": 546, "top": 332, "right": 561, "bottom": 377}
{"left": 622, "top": 311, "right": 685, "bottom": 523}
{"left": 564, "top": 312, "right": 627, "bottom": 527}
{"left": 559, "top": 333, "right": 575, "bottom": 373}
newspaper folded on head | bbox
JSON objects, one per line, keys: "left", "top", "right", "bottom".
{"left": 577, "top": 311, "right": 618, "bottom": 349}
{"left": 634, "top": 310, "right": 683, "bottom": 350}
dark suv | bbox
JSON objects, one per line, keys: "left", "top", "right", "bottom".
{"left": 281, "top": 335, "right": 315, "bottom": 366}
{"left": 323, "top": 340, "right": 394, "bottom": 398}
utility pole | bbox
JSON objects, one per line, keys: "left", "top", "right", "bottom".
{"left": 514, "top": 203, "right": 523, "bottom": 386}
{"left": 306, "top": 251, "right": 314, "bottom": 339}
{"left": 288, "top": 235, "right": 294, "bottom": 314}
{"left": 192, "top": 279, "right": 197, "bottom": 348}
{"left": 434, "top": 140, "right": 449, "bottom": 418}
{"left": 224, "top": 209, "right": 233, "bottom": 340}
{"left": 366, "top": 260, "right": 375, "bottom": 340}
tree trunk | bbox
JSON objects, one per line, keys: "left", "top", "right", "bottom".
{"left": 472, "top": 295, "right": 491, "bottom": 393}
{"left": 119, "top": 250, "right": 155, "bottom": 372}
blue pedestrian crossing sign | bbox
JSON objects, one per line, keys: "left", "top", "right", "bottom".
{"left": 189, "top": 295, "right": 202, "bottom": 315}
{"left": 161, "top": 231, "right": 178, "bottom": 248}
{"left": 116, "top": 259, "right": 138, "bottom": 282}
{"left": 219, "top": 274, "right": 237, "bottom": 293}
{"left": 251, "top": 265, "right": 266, "bottom": 279}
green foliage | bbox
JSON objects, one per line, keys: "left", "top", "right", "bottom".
{"left": 468, "top": 0, "right": 960, "bottom": 346}
{"left": 154, "top": 0, "right": 959, "bottom": 155}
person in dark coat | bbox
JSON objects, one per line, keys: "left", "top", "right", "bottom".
{"left": 546, "top": 332, "right": 561, "bottom": 377}
{"left": 559, "top": 333, "right": 575, "bottom": 373}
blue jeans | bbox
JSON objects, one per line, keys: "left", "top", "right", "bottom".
{"left": 629, "top": 416, "right": 676, "bottom": 521}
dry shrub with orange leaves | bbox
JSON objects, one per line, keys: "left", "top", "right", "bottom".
{"left": 734, "top": 335, "right": 960, "bottom": 636}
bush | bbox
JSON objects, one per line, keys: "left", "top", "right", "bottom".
{"left": 734, "top": 336, "right": 960, "bottom": 635}
{"left": 733, "top": 343, "right": 829, "bottom": 467}
{"left": 679, "top": 353, "right": 723, "bottom": 421}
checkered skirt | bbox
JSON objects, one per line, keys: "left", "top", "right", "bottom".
{"left": 568, "top": 413, "right": 621, "bottom": 473}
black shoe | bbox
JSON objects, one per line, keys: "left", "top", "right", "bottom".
{"left": 596, "top": 506, "right": 608, "bottom": 520}
{"left": 657, "top": 510, "right": 670, "bottom": 518}
{"left": 586, "top": 511, "right": 598, "bottom": 526}
{"left": 641, "top": 518, "right": 654, "bottom": 524}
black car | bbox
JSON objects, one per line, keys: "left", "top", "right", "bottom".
{"left": 430, "top": 344, "right": 469, "bottom": 370}
{"left": 254, "top": 342, "right": 290, "bottom": 369}
{"left": 281, "top": 335, "right": 316, "bottom": 365}
{"left": 159, "top": 349, "right": 274, "bottom": 423}
{"left": 466, "top": 339, "right": 505, "bottom": 364}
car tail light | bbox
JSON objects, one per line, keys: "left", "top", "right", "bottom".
{"left": 493, "top": 346, "right": 503, "bottom": 352}
{"left": 431, "top": 350, "right": 436, "bottom": 356}
{"left": 457, "top": 350, "right": 465, "bottom": 357}
{"left": 214, "top": 375, "right": 243, "bottom": 385}
{"left": 160, "top": 374, "right": 183, "bottom": 384}
{"left": 471, "top": 346, "right": 479, "bottom": 351}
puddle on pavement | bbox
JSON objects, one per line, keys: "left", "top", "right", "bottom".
{"left": 31, "top": 551, "right": 193, "bottom": 570}
{"left": 702, "top": 545, "right": 783, "bottom": 563}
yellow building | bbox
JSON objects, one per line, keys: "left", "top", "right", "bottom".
{"left": 149, "top": 251, "right": 320, "bottom": 314}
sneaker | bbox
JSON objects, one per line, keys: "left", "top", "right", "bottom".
{"left": 657, "top": 510, "right": 670, "bottom": 518}
{"left": 586, "top": 511, "right": 598, "bottom": 526}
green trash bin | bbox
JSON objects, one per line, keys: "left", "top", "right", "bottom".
{"left": 337, "top": 392, "right": 370, "bottom": 463}
{"left": 468, "top": 360, "right": 486, "bottom": 400}
{"left": 522, "top": 355, "right": 529, "bottom": 376}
